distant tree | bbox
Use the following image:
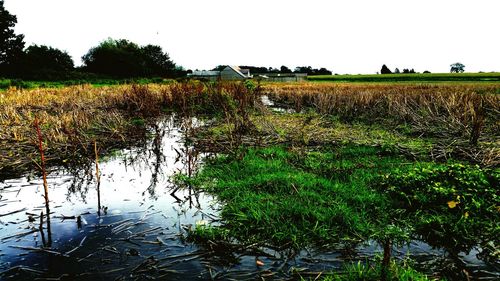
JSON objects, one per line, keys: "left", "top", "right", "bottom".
{"left": 238, "top": 66, "right": 270, "bottom": 74}
{"left": 294, "top": 66, "right": 313, "bottom": 74}
{"left": 394, "top": 68, "right": 400, "bottom": 74}
{"left": 24, "top": 45, "right": 74, "bottom": 71}
{"left": 82, "top": 38, "right": 179, "bottom": 78}
{"left": 409, "top": 68, "right": 415, "bottom": 73}
{"left": 380, "top": 64, "right": 392, "bottom": 74}
{"left": 19, "top": 45, "right": 74, "bottom": 79}
{"left": 82, "top": 38, "right": 142, "bottom": 77}
{"left": 316, "top": 67, "right": 332, "bottom": 75}
{"left": 0, "top": 0, "right": 25, "bottom": 76}
{"left": 423, "top": 70, "right": 431, "bottom": 73}
{"left": 450, "top": 62, "right": 465, "bottom": 73}
{"left": 268, "top": 67, "right": 279, "bottom": 73}
{"left": 280, "top": 65, "right": 292, "bottom": 73}
{"left": 294, "top": 66, "right": 332, "bottom": 75}
{"left": 402, "top": 68, "right": 410, "bottom": 74}
{"left": 140, "top": 44, "right": 176, "bottom": 77}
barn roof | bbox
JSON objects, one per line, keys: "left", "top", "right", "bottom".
{"left": 227, "top": 66, "right": 250, "bottom": 78}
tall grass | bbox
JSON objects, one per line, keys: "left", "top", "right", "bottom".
{"left": 263, "top": 83, "right": 500, "bottom": 144}
{"left": 0, "top": 81, "right": 259, "bottom": 178}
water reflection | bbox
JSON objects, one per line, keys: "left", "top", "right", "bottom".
{"left": 0, "top": 115, "right": 219, "bottom": 280}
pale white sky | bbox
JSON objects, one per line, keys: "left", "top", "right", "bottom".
{"left": 4, "top": 0, "right": 500, "bottom": 74}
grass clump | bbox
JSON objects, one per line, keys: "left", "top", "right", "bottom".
{"left": 302, "top": 260, "right": 439, "bottom": 281}
{"left": 377, "top": 163, "right": 499, "bottom": 252}
{"left": 190, "top": 145, "right": 404, "bottom": 247}
{"left": 188, "top": 144, "right": 498, "bottom": 266}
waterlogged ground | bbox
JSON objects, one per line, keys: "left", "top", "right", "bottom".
{"left": 0, "top": 115, "right": 497, "bottom": 280}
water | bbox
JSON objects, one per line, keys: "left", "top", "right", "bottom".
{"left": 0, "top": 115, "right": 497, "bottom": 280}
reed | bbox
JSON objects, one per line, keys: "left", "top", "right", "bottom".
{"left": 262, "top": 83, "right": 500, "bottom": 142}
{"left": 94, "top": 141, "right": 101, "bottom": 216}
{"left": 0, "top": 81, "right": 260, "bottom": 178}
{"left": 34, "top": 116, "right": 52, "bottom": 247}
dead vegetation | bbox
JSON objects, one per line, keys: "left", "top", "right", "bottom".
{"left": 261, "top": 83, "right": 500, "bottom": 166}
{"left": 0, "top": 82, "right": 258, "bottom": 178}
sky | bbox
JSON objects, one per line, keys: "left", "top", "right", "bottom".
{"left": 4, "top": 0, "right": 500, "bottom": 74}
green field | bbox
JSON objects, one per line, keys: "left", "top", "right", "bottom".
{"left": 0, "top": 77, "right": 174, "bottom": 90}
{"left": 308, "top": 72, "right": 500, "bottom": 83}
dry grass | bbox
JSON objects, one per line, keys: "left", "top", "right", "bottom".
{"left": 0, "top": 82, "right": 258, "bottom": 177}
{"left": 258, "top": 83, "right": 500, "bottom": 166}
{"left": 263, "top": 83, "right": 500, "bottom": 143}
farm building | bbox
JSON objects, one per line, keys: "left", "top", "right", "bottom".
{"left": 257, "top": 73, "right": 307, "bottom": 82}
{"left": 188, "top": 66, "right": 252, "bottom": 81}
{"left": 188, "top": 70, "right": 220, "bottom": 81}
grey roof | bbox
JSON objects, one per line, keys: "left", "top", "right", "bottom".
{"left": 226, "top": 66, "right": 247, "bottom": 78}
{"left": 189, "top": 70, "right": 220, "bottom": 77}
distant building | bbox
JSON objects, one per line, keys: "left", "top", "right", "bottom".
{"left": 188, "top": 66, "right": 252, "bottom": 81}
{"left": 188, "top": 70, "right": 220, "bottom": 80}
{"left": 257, "top": 73, "right": 307, "bottom": 82}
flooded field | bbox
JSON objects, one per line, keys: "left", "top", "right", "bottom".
{"left": 0, "top": 80, "right": 500, "bottom": 280}
{"left": 0, "top": 114, "right": 497, "bottom": 280}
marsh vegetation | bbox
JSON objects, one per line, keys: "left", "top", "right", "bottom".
{"left": 0, "top": 81, "right": 498, "bottom": 280}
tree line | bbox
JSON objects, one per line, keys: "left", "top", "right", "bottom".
{"left": 211, "top": 65, "right": 332, "bottom": 75}
{"left": 0, "top": 1, "right": 184, "bottom": 80}
{"left": 381, "top": 63, "right": 465, "bottom": 75}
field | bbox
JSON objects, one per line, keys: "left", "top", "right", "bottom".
{"left": 0, "top": 77, "right": 174, "bottom": 90}
{"left": 308, "top": 72, "right": 500, "bottom": 83}
{"left": 0, "top": 81, "right": 499, "bottom": 280}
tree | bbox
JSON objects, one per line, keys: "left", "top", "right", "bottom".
{"left": 18, "top": 45, "right": 74, "bottom": 79}
{"left": 0, "top": 0, "right": 25, "bottom": 75}
{"left": 294, "top": 66, "right": 313, "bottom": 74}
{"left": 450, "top": 62, "right": 465, "bottom": 73}
{"left": 82, "top": 38, "right": 179, "bottom": 78}
{"left": 280, "top": 65, "right": 292, "bottom": 73}
{"left": 394, "top": 68, "right": 400, "bottom": 74}
{"left": 316, "top": 67, "right": 332, "bottom": 75}
{"left": 82, "top": 38, "right": 143, "bottom": 77}
{"left": 380, "top": 64, "right": 392, "bottom": 74}
{"left": 140, "top": 44, "right": 176, "bottom": 77}
{"left": 268, "top": 67, "right": 279, "bottom": 73}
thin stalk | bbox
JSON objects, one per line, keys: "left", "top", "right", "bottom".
{"left": 39, "top": 211, "right": 46, "bottom": 246}
{"left": 34, "top": 116, "right": 52, "bottom": 247}
{"left": 94, "top": 141, "right": 101, "bottom": 216}
{"left": 380, "top": 238, "right": 392, "bottom": 281}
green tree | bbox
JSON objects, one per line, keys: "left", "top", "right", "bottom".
{"left": 280, "top": 65, "right": 292, "bottom": 73}
{"left": 450, "top": 62, "right": 465, "bottom": 73}
{"left": 82, "top": 38, "right": 179, "bottom": 78}
{"left": 380, "top": 64, "right": 392, "bottom": 74}
{"left": 140, "top": 44, "right": 176, "bottom": 77}
{"left": 0, "top": 0, "right": 25, "bottom": 75}
{"left": 20, "top": 45, "right": 74, "bottom": 79}
{"left": 82, "top": 38, "right": 143, "bottom": 77}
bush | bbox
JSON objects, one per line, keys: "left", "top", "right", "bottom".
{"left": 377, "top": 163, "right": 499, "bottom": 251}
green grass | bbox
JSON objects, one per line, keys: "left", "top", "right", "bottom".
{"left": 0, "top": 77, "right": 174, "bottom": 90}
{"left": 376, "top": 163, "right": 500, "bottom": 251}
{"left": 187, "top": 144, "right": 498, "bottom": 251}
{"left": 184, "top": 144, "right": 498, "bottom": 280}
{"left": 303, "top": 260, "right": 439, "bottom": 281}
{"left": 188, "top": 145, "right": 405, "bottom": 247}
{"left": 307, "top": 72, "right": 500, "bottom": 83}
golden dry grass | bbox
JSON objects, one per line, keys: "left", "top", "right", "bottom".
{"left": 262, "top": 83, "right": 500, "bottom": 142}
{"left": 0, "top": 82, "right": 255, "bottom": 176}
